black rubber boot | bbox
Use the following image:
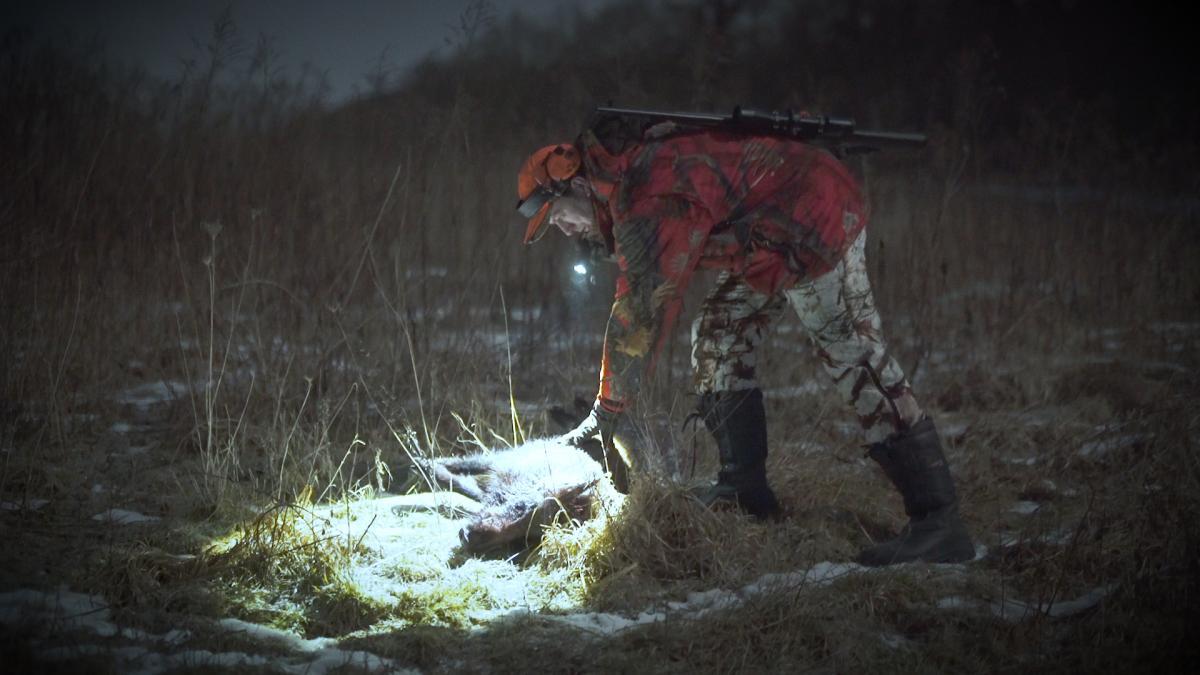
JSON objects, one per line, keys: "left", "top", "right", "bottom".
{"left": 857, "top": 417, "right": 975, "bottom": 566}
{"left": 692, "top": 389, "right": 780, "bottom": 520}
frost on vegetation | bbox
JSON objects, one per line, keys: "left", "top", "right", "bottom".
{"left": 376, "top": 491, "right": 483, "bottom": 517}
{"left": 206, "top": 490, "right": 587, "bottom": 636}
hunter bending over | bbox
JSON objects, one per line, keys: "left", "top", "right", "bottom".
{"left": 515, "top": 112, "right": 974, "bottom": 566}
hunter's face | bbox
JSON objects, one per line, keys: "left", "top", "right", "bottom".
{"left": 548, "top": 188, "right": 596, "bottom": 238}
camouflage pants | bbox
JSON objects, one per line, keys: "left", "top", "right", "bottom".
{"left": 690, "top": 232, "right": 922, "bottom": 443}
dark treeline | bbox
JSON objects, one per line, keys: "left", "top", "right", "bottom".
{"left": 1, "top": 0, "right": 1196, "bottom": 425}
{"left": 3, "top": 0, "right": 1193, "bottom": 291}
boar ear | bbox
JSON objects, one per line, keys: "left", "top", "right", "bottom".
{"left": 558, "top": 482, "right": 591, "bottom": 500}
{"left": 544, "top": 481, "right": 597, "bottom": 519}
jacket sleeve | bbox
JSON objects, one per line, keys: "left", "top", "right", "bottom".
{"left": 596, "top": 196, "right": 713, "bottom": 412}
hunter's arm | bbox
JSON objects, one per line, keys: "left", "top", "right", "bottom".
{"left": 596, "top": 197, "right": 712, "bottom": 411}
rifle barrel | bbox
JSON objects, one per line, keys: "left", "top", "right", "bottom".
{"left": 596, "top": 106, "right": 727, "bottom": 125}
{"left": 851, "top": 129, "right": 928, "bottom": 146}
{"left": 595, "top": 106, "right": 927, "bottom": 148}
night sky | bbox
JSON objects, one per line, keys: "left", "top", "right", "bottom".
{"left": 3, "top": 0, "right": 613, "bottom": 101}
{"left": 5, "top": 1, "right": 1195, "bottom": 117}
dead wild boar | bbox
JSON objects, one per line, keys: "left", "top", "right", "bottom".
{"left": 418, "top": 438, "right": 606, "bottom": 554}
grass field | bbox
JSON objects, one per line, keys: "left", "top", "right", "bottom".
{"left": 2, "top": 4, "right": 1199, "bottom": 672}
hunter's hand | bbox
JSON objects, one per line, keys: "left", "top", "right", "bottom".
{"left": 560, "top": 402, "right": 618, "bottom": 451}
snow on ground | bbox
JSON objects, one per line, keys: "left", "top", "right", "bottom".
{"left": 0, "top": 588, "right": 409, "bottom": 675}
{"left": 1009, "top": 501, "right": 1041, "bottom": 515}
{"left": 3, "top": 487, "right": 1115, "bottom": 672}
{"left": 1, "top": 498, "right": 49, "bottom": 512}
{"left": 1001, "top": 455, "right": 1039, "bottom": 466}
{"left": 512, "top": 562, "right": 891, "bottom": 635}
{"left": 110, "top": 421, "right": 155, "bottom": 434}
{"left": 934, "top": 281, "right": 1008, "bottom": 306}
{"left": 521, "top": 547, "right": 1112, "bottom": 636}
{"left": 374, "top": 491, "right": 482, "bottom": 517}
{"left": 936, "top": 585, "right": 1114, "bottom": 622}
{"left": 998, "top": 526, "right": 1077, "bottom": 548}
{"left": 1079, "top": 431, "right": 1149, "bottom": 459}
{"left": 91, "top": 509, "right": 161, "bottom": 525}
{"left": 762, "top": 381, "right": 825, "bottom": 398}
{"left": 114, "top": 381, "right": 191, "bottom": 408}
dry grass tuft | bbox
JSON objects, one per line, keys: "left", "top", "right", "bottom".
{"left": 199, "top": 486, "right": 382, "bottom": 635}
{"left": 587, "top": 480, "right": 748, "bottom": 583}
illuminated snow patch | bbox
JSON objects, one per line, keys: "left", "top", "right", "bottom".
{"left": 375, "top": 491, "right": 482, "bottom": 517}
{"left": 287, "top": 490, "right": 605, "bottom": 622}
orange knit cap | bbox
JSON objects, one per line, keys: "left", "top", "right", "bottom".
{"left": 516, "top": 143, "right": 582, "bottom": 243}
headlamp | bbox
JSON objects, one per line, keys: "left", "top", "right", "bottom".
{"left": 516, "top": 179, "right": 571, "bottom": 219}
{"left": 515, "top": 187, "right": 553, "bottom": 218}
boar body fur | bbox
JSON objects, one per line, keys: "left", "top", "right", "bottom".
{"left": 420, "top": 438, "right": 606, "bottom": 554}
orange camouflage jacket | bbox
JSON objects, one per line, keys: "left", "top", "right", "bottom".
{"left": 577, "top": 121, "right": 868, "bottom": 412}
